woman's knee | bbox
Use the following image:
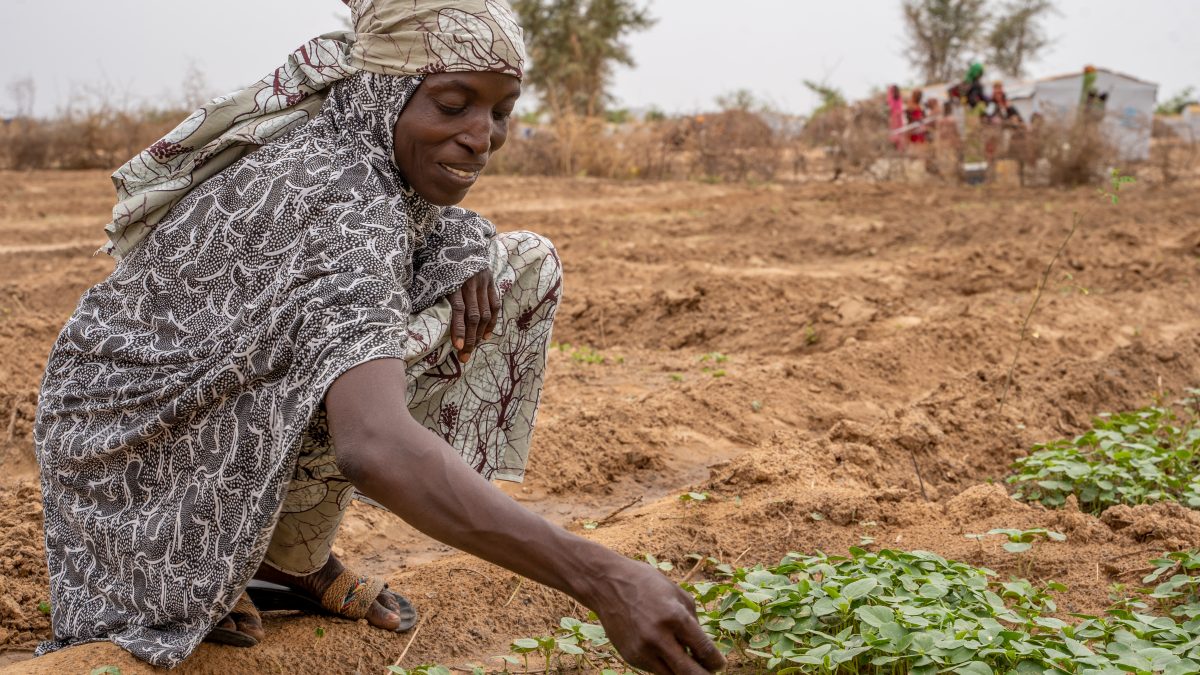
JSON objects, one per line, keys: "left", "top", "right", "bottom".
{"left": 500, "top": 230, "right": 561, "bottom": 287}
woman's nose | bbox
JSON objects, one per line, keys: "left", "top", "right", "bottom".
{"left": 458, "top": 112, "right": 492, "bottom": 155}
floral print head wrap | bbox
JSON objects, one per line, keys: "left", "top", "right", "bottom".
{"left": 103, "top": 0, "right": 525, "bottom": 259}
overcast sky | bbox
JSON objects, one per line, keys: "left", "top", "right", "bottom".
{"left": 2, "top": 0, "right": 1197, "bottom": 118}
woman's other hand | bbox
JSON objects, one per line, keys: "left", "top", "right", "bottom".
{"left": 449, "top": 269, "right": 500, "bottom": 363}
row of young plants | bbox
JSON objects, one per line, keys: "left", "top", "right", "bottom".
{"left": 389, "top": 545, "right": 1200, "bottom": 675}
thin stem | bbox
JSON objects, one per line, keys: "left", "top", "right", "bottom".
{"left": 998, "top": 211, "right": 1082, "bottom": 414}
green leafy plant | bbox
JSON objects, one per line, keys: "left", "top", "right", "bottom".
{"left": 1009, "top": 394, "right": 1200, "bottom": 515}
{"left": 504, "top": 617, "right": 633, "bottom": 673}
{"left": 37, "top": 600, "right": 50, "bottom": 615}
{"left": 1142, "top": 550, "right": 1200, "bottom": 620}
{"left": 679, "top": 491, "right": 710, "bottom": 503}
{"left": 89, "top": 668, "right": 121, "bottom": 675}
{"left": 687, "top": 548, "right": 1200, "bottom": 674}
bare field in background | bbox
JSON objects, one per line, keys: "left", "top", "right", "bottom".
{"left": 1, "top": 171, "right": 1199, "bottom": 672}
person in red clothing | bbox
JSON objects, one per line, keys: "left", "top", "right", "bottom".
{"left": 906, "top": 89, "right": 927, "bottom": 144}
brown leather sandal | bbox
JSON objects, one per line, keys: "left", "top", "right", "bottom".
{"left": 205, "top": 592, "right": 262, "bottom": 648}
{"left": 246, "top": 571, "right": 418, "bottom": 631}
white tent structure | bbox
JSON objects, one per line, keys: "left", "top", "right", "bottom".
{"left": 1007, "top": 68, "right": 1158, "bottom": 160}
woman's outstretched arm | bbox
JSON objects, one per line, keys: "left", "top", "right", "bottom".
{"left": 325, "top": 358, "right": 725, "bottom": 675}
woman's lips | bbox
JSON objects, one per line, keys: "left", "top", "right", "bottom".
{"left": 438, "top": 162, "right": 482, "bottom": 187}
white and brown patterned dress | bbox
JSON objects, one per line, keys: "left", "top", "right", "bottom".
{"left": 33, "top": 71, "right": 560, "bottom": 667}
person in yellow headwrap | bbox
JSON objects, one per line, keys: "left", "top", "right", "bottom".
{"left": 33, "top": 1, "right": 725, "bottom": 672}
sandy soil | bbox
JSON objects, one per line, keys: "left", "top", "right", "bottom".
{"left": 1, "top": 169, "right": 1199, "bottom": 673}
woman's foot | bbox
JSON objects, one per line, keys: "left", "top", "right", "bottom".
{"left": 254, "top": 554, "right": 409, "bottom": 631}
{"left": 209, "top": 591, "right": 264, "bottom": 646}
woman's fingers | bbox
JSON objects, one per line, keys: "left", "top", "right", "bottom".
{"left": 449, "top": 288, "right": 466, "bottom": 351}
{"left": 483, "top": 277, "right": 499, "bottom": 341}
{"left": 675, "top": 615, "right": 726, "bottom": 672}
{"left": 475, "top": 277, "right": 492, "bottom": 349}
{"left": 459, "top": 279, "right": 481, "bottom": 362}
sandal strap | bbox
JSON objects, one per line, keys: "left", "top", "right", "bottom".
{"left": 231, "top": 592, "right": 259, "bottom": 619}
{"left": 319, "top": 570, "right": 386, "bottom": 620}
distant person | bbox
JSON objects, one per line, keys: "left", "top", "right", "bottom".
{"left": 887, "top": 84, "right": 905, "bottom": 149}
{"left": 906, "top": 89, "right": 928, "bottom": 144}
{"left": 30, "top": 1, "right": 724, "bottom": 673}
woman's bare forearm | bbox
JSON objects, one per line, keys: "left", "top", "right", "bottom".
{"left": 352, "top": 422, "right": 621, "bottom": 601}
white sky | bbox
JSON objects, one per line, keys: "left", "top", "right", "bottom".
{"left": 1, "top": 0, "right": 1197, "bottom": 118}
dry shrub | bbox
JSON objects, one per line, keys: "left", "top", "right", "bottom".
{"left": 800, "top": 100, "right": 894, "bottom": 180}
{"left": 0, "top": 108, "right": 184, "bottom": 171}
{"left": 490, "top": 109, "right": 792, "bottom": 183}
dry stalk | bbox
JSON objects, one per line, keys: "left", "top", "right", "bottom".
{"left": 998, "top": 212, "right": 1082, "bottom": 413}
{"left": 392, "top": 611, "right": 432, "bottom": 667}
{"left": 596, "top": 495, "right": 643, "bottom": 527}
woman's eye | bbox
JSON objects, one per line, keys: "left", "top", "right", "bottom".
{"left": 435, "top": 102, "right": 466, "bottom": 115}
{"left": 493, "top": 109, "right": 513, "bottom": 121}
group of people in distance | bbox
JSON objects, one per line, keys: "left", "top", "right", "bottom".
{"left": 887, "top": 62, "right": 1043, "bottom": 179}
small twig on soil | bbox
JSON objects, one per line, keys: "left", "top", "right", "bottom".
{"left": 998, "top": 212, "right": 1081, "bottom": 414}
{"left": 503, "top": 578, "right": 523, "bottom": 607}
{"left": 597, "top": 496, "right": 643, "bottom": 526}
{"left": 448, "top": 567, "right": 491, "bottom": 582}
{"left": 908, "top": 443, "right": 929, "bottom": 502}
{"left": 392, "top": 611, "right": 432, "bottom": 667}
{"left": 774, "top": 507, "right": 795, "bottom": 539}
{"left": 730, "top": 546, "right": 752, "bottom": 567}
{"left": 679, "top": 555, "right": 709, "bottom": 584}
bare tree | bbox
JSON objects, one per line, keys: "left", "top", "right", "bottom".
{"left": 6, "top": 77, "right": 35, "bottom": 118}
{"left": 985, "top": 0, "right": 1056, "bottom": 78}
{"left": 902, "top": 0, "right": 989, "bottom": 83}
{"left": 512, "top": 0, "right": 655, "bottom": 117}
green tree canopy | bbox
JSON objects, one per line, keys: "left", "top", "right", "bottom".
{"left": 984, "top": 0, "right": 1056, "bottom": 78}
{"left": 902, "top": 0, "right": 990, "bottom": 84}
{"left": 512, "top": 0, "right": 655, "bottom": 117}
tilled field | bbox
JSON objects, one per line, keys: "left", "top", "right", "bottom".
{"left": 1, "top": 170, "right": 1199, "bottom": 673}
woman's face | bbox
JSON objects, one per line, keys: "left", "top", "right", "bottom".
{"left": 392, "top": 72, "right": 521, "bottom": 206}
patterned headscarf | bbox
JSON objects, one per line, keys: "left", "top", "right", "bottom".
{"left": 104, "top": 0, "right": 525, "bottom": 259}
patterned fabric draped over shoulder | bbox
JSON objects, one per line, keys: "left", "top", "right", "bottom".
{"left": 104, "top": 0, "right": 525, "bottom": 260}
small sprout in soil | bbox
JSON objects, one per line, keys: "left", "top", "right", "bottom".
{"left": 803, "top": 324, "right": 820, "bottom": 346}
{"left": 679, "top": 491, "right": 709, "bottom": 503}
{"left": 313, "top": 626, "right": 325, "bottom": 638}
{"left": 750, "top": 400, "right": 763, "bottom": 412}
{"left": 698, "top": 352, "right": 728, "bottom": 364}
{"left": 387, "top": 666, "right": 451, "bottom": 675}
{"left": 809, "top": 511, "right": 825, "bottom": 521}
{"left": 705, "top": 368, "right": 726, "bottom": 378}
{"left": 643, "top": 554, "right": 674, "bottom": 572}
{"left": 90, "top": 668, "right": 121, "bottom": 675}
{"left": 668, "top": 373, "right": 684, "bottom": 383}
{"left": 582, "top": 519, "right": 599, "bottom": 530}
{"left": 37, "top": 600, "right": 50, "bottom": 615}
{"left": 972, "top": 527, "right": 1066, "bottom": 554}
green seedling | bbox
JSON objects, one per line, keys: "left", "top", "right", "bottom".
{"left": 37, "top": 600, "right": 50, "bottom": 615}
{"left": 313, "top": 626, "right": 325, "bottom": 638}
{"left": 643, "top": 554, "right": 673, "bottom": 572}
{"left": 804, "top": 324, "right": 820, "bottom": 346}
{"left": 90, "top": 668, "right": 121, "bottom": 675}
{"left": 750, "top": 400, "right": 763, "bottom": 413}
{"left": 698, "top": 352, "right": 728, "bottom": 364}
{"left": 679, "top": 491, "right": 709, "bottom": 503}
{"left": 668, "top": 373, "right": 684, "bottom": 382}
{"left": 386, "top": 666, "right": 451, "bottom": 675}
{"left": 979, "top": 527, "right": 1067, "bottom": 554}
{"left": 1099, "top": 168, "right": 1136, "bottom": 204}
{"left": 582, "top": 519, "right": 599, "bottom": 530}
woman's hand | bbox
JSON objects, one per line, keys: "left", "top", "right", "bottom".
{"left": 587, "top": 559, "right": 727, "bottom": 674}
{"left": 449, "top": 269, "right": 500, "bottom": 363}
